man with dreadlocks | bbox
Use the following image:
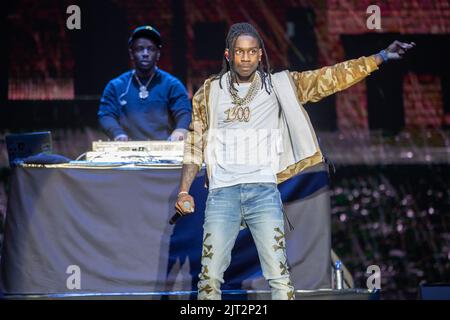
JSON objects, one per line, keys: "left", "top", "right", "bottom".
{"left": 175, "top": 22, "right": 415, "bottom": 300}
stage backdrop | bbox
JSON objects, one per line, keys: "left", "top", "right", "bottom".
{"left": 0, "top": 164, "right": 330, "bottom": 294}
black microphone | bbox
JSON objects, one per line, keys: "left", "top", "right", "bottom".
{"left": 169, "top": 212, "right": 182, "bottom": 225}
{"left": 170, "top": 201, "right": 192, "bottom": 225}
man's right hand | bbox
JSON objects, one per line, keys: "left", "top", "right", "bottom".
{"left": 114, "top": 134, "right": 129, "bottom": 141}
{"left": 175, "top": 193, "right": 195, "bottom": 216}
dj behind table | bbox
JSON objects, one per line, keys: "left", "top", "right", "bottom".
{"left": 0, "top": 140, "right": 336, "bottom": 297}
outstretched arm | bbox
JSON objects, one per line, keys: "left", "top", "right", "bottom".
{"left": 291, "top": 41, "right": 415, "bottom": 104}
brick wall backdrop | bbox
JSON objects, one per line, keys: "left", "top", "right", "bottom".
{"left": 327, "top": 0, "right": 450, "bottom": 130}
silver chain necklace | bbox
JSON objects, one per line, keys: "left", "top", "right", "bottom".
{"left": 134, "top": 70, "right": 156, "bottom": 99}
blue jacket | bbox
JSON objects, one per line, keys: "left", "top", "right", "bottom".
{"left": 98, "top": 69, "right": 192, "bottom": 140}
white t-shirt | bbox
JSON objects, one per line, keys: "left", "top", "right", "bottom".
{"left": 209, "top": 79, "right": 283, "bottom": 190}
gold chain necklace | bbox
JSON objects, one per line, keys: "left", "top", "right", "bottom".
{"left": 228, "top": 72, "right": 261, "bottom": 107}
{"left": 224, "top": 73, "right": 261, "bottom": 123}
{"left": 134, "top": 70, "right": 156, "bottom": 99}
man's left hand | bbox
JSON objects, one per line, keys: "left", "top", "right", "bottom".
{"left": 168, "top": 129, "right": 187, "bottom": 141}
{"left": 385, "top": 40, "right": 416, "bottom": 60}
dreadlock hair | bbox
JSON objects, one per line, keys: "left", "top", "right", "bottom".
{"left": 215, "top": 22, "right": 273, "bottom": 95}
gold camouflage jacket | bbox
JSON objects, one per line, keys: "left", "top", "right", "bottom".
{"left": 183, "top": 56, "right": 379, "bottom": 184}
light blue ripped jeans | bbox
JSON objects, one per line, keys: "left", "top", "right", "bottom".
{"left": 197, "top": 183, "right": 295, "bottom": 300}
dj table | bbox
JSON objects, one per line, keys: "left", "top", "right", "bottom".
{"left": 0, "top": 164, "right": 331, "bottom": 294}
